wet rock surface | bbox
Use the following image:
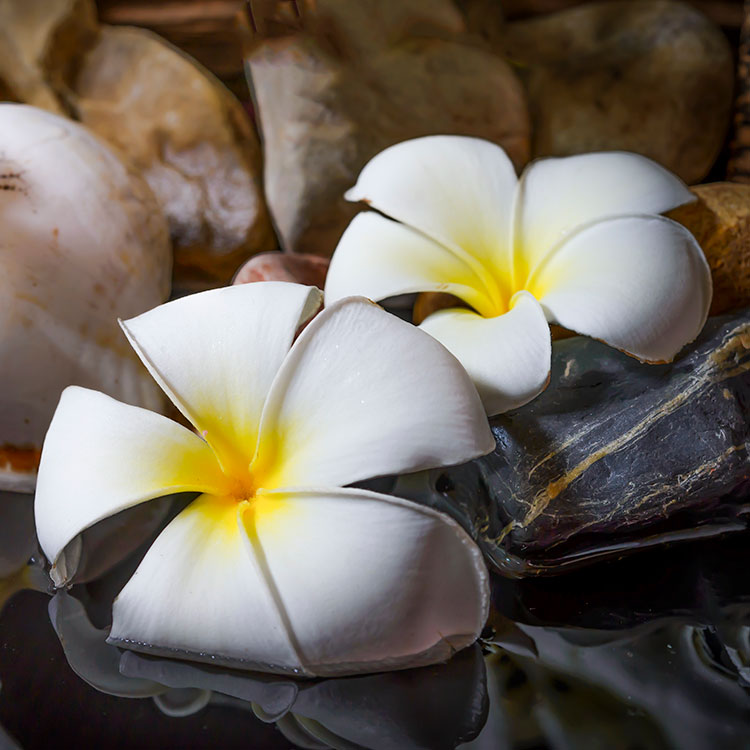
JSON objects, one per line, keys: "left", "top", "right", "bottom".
{"left": 405, "top": 310, "right": 750, "bottom": 576}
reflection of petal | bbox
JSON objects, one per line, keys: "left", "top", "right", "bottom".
{"left": 152, "top": 689, "right": 212, "bottom": 718}
{"left": 247, "top": 487, "right": 489, "bottom": 676}
{"left": 109, "top": 495, "right": 302, "bottom": 673}
{"left": 515, "top": 151, "right": 695, "bottom": 282}
{"left": 34, "top": 388, "right": 227, "bottom": 584}
{"left": 48, "top": 591, "right": 165, "bottom": 698}
{"left": 120, "top": 650, "right": 298, "bottom": 721}
{"left": 255, "top": 297, "right": 493, "bottom": 490}
{"left": 419, "top": 293, "right": 551, "bottom": 416}
{"left": 325, "top": 213, "right": 495, "bottom": 316}
{"left": 346, "top": 136, "right": 517, "bottom": 275}
{"left": 275, "top": 715, "right": 329, "bottom": 749}
{"left": 121, "top": 282, "right": 322, "bottom": 473}
{"left": 121, "top": 644, "right": 488, "bottom": 750}
{"left": 290, "top": 644, "right": 488, "bottom": 750}
{"left": 531, "top": 216, "right": 711, "bottom": 363}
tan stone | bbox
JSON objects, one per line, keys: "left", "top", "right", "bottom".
{"left": 502, "top": 0, "right": 734, "bottom": 184}
{"left": 668, "top": 183, "right": 750, "bottom": 316}
{"left": 0, "top": 0, "right": 98, "bottom": 113}
{"left": 246, "top": 0, "right": 530, "bottom": 257}
{"left": 73, "top": 25, "right": 275, "bottom": 287}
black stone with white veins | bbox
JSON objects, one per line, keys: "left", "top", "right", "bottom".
{"left": 402, "top": 310, "right": 750, "bottom": 576}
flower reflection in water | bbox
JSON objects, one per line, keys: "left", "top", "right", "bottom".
{"left": 38, "top": 527, "right": 750, "bottom": 750}
{"left": 49, "top": 589, "right": 489, "bottom": 750}
{"left": 5, "top": 499, "right": 750, "bottom": 748}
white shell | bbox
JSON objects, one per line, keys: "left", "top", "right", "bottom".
{"left": 0, "top": 104, "right": 171, "bottom": 492}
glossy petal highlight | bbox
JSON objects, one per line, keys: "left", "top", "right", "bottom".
{"left": 254, "top": 297, "right": 494, "bottom": 490}
{"left": 250, "top": 487, "right": 489, "bottom": 676}
{"left": 121, "top": 283, "right": 322, "bottom": 474}
{"left": 34, "top": 387, "right": 227, "bottom": 579}
{"left": 532, "top": 216, "right": 712, "bottom": 363}
{"left": 515, "top": 151, "right": 695, "bottom": 282}
{"left": 419, "top": 292, "right": 552, "bottom": 415}
{"left": 325, "top": 213, "right": 496, "bottom": 316}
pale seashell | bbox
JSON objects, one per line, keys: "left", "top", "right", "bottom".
{"left": 0, "top": 104, "right": 171, "bottom": 492}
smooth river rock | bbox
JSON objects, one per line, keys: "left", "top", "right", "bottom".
{"left": 400, "top": 310, "right": 750, "bottom": 576}
{"left": 502, "top": 0, "right": 733, "bottom": 183}
{"left": 246, "top": 0, "right": 529, "bottom": 257}
{"left": 73, "top": 25, "right": 275, "bottom": 288}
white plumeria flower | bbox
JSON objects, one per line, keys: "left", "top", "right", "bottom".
{"left": 325, "top": 136, "right": 713, "bottom": 416}
{"left": 34, "top": 282, "right": 494, "bottom": 677}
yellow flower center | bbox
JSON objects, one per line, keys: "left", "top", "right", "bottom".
{"left": 226, "top": 472, "right": 256, "bottom": 502}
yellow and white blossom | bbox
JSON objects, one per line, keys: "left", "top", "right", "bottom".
{"left": 325, "top": 136, "right": 713, "bottom": 415}
{"left": 34, "top": 282, "right": 494, "bottom": 677}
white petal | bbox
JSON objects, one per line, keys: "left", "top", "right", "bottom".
{"left": 346, "top": 136, "right": 518, "bottom": 274}
{"left": 530, "top": 215, "right": 712, "bottom": 363}
{"left": 250, "top": 487, "right": 489, "bottom": 676}
{"left": 325, "top": 212, "right": 498, "bottom": 317}
{"left": 253, "top": 297, "right": 494, "bottom": 490}
{"left": 121, "top": 282, "right": 322, "bottom": 475}
{"left": 34, "top": 387, "right": 227, "bottom": 577}
{"left": 515, "top": 152, "right": 695, "bottom": 281}
{"left": 419, "top": 292, "right": 552, "bottom": 416}
{"left": 109, "top": 494, "right": 304, "bottom": 674}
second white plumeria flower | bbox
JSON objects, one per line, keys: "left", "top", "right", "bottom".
{"left": 325, "top": 136, "right": 713, "bottom": 415}
{"left": 34, "top": 282, "right": 494, "bottom": 677}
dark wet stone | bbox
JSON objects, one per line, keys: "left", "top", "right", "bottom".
{"left": 404, "top": 310, "right": 750, "bottom": 576}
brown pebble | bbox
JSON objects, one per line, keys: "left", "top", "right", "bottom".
{"left": 667, "top": 183, "right": 750, "bottom": 316}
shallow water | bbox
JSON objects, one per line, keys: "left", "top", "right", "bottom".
{"left": 2, "top": 529, "right": 750, "bottom": 750}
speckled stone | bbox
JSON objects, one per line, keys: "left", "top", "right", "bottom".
{"left": 403, "top": 310, "right": 750, "bottom": 576}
